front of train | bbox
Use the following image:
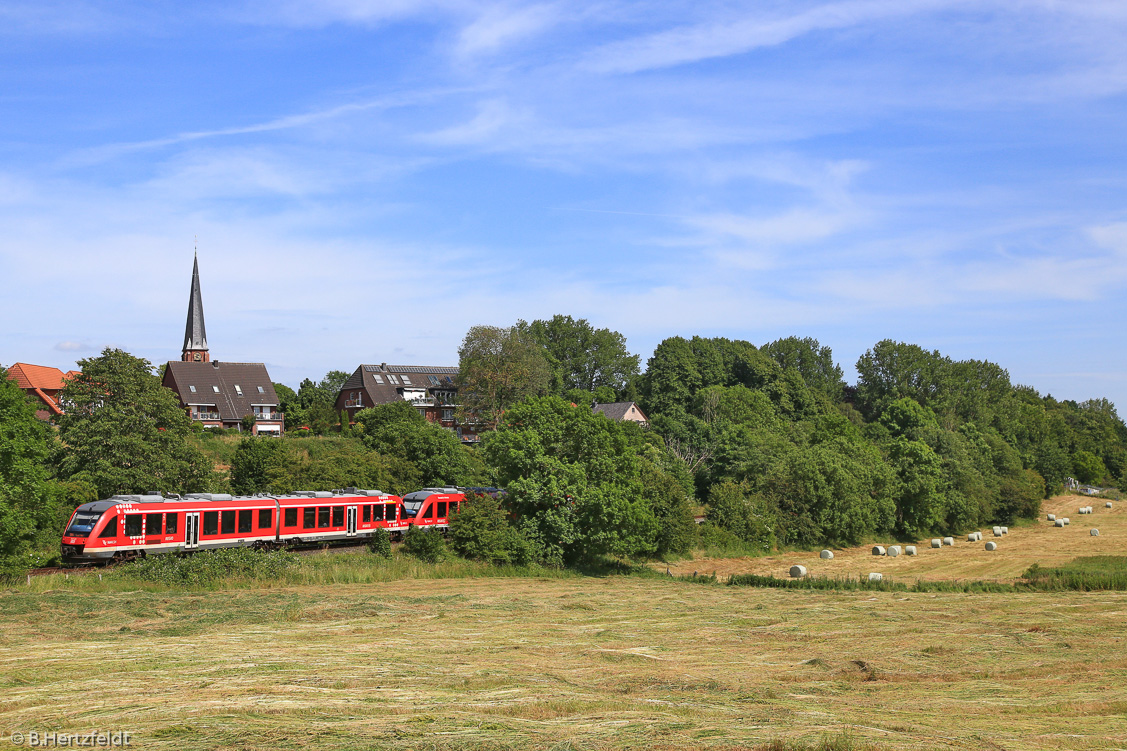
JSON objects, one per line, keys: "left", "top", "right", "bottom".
{"left": 60, "top": 500, "right": 122, "bottom": 564}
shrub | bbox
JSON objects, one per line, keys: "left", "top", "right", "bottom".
{"left": 368, "top": 529, "right": 392, "bottom": 558}
{"left": 122, "top": 548, "right": 299, "bottom": 586}
{"left": 448, "top": 493, "right": 534, "bottom": 565}
{"left": 403, "top": 525, "right": 448, "bottom": 563}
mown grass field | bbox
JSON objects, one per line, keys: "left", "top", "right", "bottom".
{"left": 666, "top": 494, "right": 1123, "bottom": 583}
{"left": 3, "top": 494, "right": 1127, "bottom": 750}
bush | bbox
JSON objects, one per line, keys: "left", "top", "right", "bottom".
{"left": 403, "top": 525, "right": 448, "bottom": 563}
{"left": 368, "top": 529, "right": 392, "bottom": 558}
{"left": 448, "top": 494, "right": 534, "bottom": 565}
{"left": 122, "top": 548, "right": 299, "bottom": 586}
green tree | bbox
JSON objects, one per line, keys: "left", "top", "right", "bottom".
{"left": 457, "top": 325, "right": 553, "bottom": 429}
{"left": 523, "top": 315, "right": 640, "bottom": 396}
{"left": 354, "top": 402, "right": 480, "bottom": 487}
{"left": 447, "top": 493, "right": 533, "bottom": 564}
{"left": 230, "top": 437, "right": 287, "bottom": 495}
{"left": 706, "top": 480, "right": 776, "bottom": 552}
{"left": 1072, "top": 450, "right": 1108, "bottom": 485}
{"left": 762, "top": 336, "right": 845, "bottom": 402}
{"left": 0, "top": 368, "right": 67, "bottom": 574}
{"left": 56, "top": 349, "right": 210, "bottom": 498}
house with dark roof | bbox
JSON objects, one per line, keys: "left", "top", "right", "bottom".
{"left": 161, "top": 254, "right": 284, "bottom": 434}
{"left": 334, "top": 363, "right": 477, "bottom": 441}
{"left": 4, "top": 362, "right": 79, "bottom": 420}
{"left": 592, "top": 401, "right": 649, "bottom": 426}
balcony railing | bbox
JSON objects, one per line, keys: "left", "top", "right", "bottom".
{"left": 253, "top": 411, "right": 284, "bottom": 421}
{"left": 344, "top": 399, "right": 364, "bottom": 408}
{"left": 191, "top": 412, "right": 221, "bottom": 421}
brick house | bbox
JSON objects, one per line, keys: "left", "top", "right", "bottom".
{"left": 161, "top": 254, "right": 284, "bottom": 434}
{"left": 334, "top": 363, "right": 478, "bottom": 442}
{"left": 3, "top": 362, "right": 79, "bottom": 421}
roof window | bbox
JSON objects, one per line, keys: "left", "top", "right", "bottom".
{"left": 428, "top": 375, "right": 440, "bottom": 385}
{"left": 234, "top": 385, "right": 242, "bottom": 396}
{"left": 213, "top": 386, "right": 220, "bottom": 393}
{"left": 189, "top": 385, "right": 196, "bottom": 393}
{"left": 257, "top": 386, "right": 264, "bottom": 393}
{"left": 387, "top": 375, "right": 400, "bottom": 384}
{"left": 373, "top": 374, "right": 384, "bottom": 384}
{"left": 401, "top": 375, "right": 412, "bottom": 385}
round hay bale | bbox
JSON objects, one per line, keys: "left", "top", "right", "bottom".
{"left": 942, "top": 537, "right": 954, "bottom": 546}
{"left": 820, "top": 549, "right": 834, "bottom": 560}
{"left": 872, "top": 545, "right": 886, "bottom": 556}
{"left": 985, "top": 541, "right": 997, "bottom": 551}
{"left": 1063, "top": 518, "right": 1070, "bottom": 525}
{"left": 931, "top": 539, "right": 942, "bottom": 548}
{"left": 790, "top": 564, "right": 808, "bottom": 578}
{"left": 967, "top": 533, "right": 977, "bottom": 542}
{"left": 1047, "top": 513, "right": 1056, "bottom": 521}
{"left": 905, "top": 545, "right": 917, "bottom": 555}
{"left": 868, "top": 572, "right": 883, "bottom": 582}
{"left": 1091, "top": 529, "right": 1100, "bottom": 537}
{"left": 1107, "top": 502, "right": 1113, "bottom": 509}
{"left": 993, "top": 526, "right": 1003, "bottom": 536}
{"left": 888, "top": 545, "right": 901, "bottom": 557}
{"left": 1054, "top": 519, "right": 1065, "bottom": 527}
{"left": 1001, "top": 526, "right": 1009, "bottom": 535}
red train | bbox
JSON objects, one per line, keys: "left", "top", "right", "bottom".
{"left": 59, "top": 487, "right": 468, "bottom": 564}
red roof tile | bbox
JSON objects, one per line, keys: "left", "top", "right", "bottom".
{"left": 6, "top": 363, "right": 72, "bottom": 390}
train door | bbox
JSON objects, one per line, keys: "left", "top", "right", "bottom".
{"left": 185, "top": 512, "right": 200, "bottom": 550}
{"left": 346, "top": 505, "right": 357, "bottom": 537}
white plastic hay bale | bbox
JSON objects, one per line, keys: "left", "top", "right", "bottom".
{"left": 1047, "top": 514, "right": 1056, "bottom": 521}
{"left": 1054, "top": 519, "right": 1065, "bottom": 527}
{"left": 868, "top": 572, "right": 883, "bottom": 582}
{"left": 993, "top": 526, "right": 1003, "bottom": 536}
{"left": 1063, "top": 518, "right": 1070, "bottom": 525}
{"left": 872, "top": 545, "right": 886, "bottom": 556}
{"left": 1091, "top": 529, "right": 1100, "bottom": 537}
{"left": 1107, "top": 502, "right": 1113, "bottom": 509}
{"left": 967, "top": 533, "right": 977, "bottom": 542}
{"left": 906, "top": 545, "right": 917, "bottom": 555}
{"left": 985, "top": 541, "right": 997, "bottom": 551}
{"left": 888, "top": 545, "right": 901, "bottom": 557}
{"left": 975, "top": 532, "right": 984, "bottom": 541}
{"left": 943, "top": 537, "right": 954, "bottom": 546}
{"left": 790, "top": 564, "right": 808, "bottom": 578}
{"left": 820, "top": 549, "right": 834, "bottom": 560}
{"left": 931, "top": 538, "right": 942, "bottom": 548}
{"left": 1001, "top": 526, "right": 1009, "bottom": 535}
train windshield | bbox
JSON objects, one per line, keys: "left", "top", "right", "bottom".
{"left": 65, "top": 510, "right": 104, "bottom": 536}
{"left": 400, "top": 499, "right": 423, "bottom": 518}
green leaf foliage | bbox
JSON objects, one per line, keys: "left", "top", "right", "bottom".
{"left": 56, "top": 348, "right": 210, "bottom": 498}
{"left": 447, "top": 493, "right": 534, "bottom": 564}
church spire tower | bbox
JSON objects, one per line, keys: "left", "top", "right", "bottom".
{"left": 181, "top": 253, "right": 210, "bottom": 362}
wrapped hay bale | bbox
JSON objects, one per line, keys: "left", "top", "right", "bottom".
{"left": 1054, "top": 519, "right": 1065, "bottom": 527}
{"left": 1091, "top": 529, "right": 1100, "bottom": 537}
{"left": 985, "top": 541, "right": 997, "bottom": 551}
{"left": 906, "top": 546, "right": 917, "bottom": 555}
{"left": 1063, "top": 518, "right": 1070, "bottom": 525}
{"left": 790, "top": 565, "right": 807, "bottom": 578}
{"left": 888, "top": 545, "right": 901, "bottom": 557}
{"left": 872, "top": 545, "right": 886, "bottom": 556}
{"left": 1107, "top": 502, "right": 1113, "bottom": 509}
{"left": 1001, "top": 527, "right": 1008, "bottom": 535}
{"left": 1048, "top": 514, "right": 1056, "bottom": 521}
{"left": 868, "top": 573, "right": 883, "bottom": 582}
{"left": 820, "top": 550, "right": 834, "bottom": 560}
{"left": 942, "top": 537, "right": 954, "bottom": 546}
{"left": 993, "top": 526, "right": 1003, "bottom": 536}
{"left": 931, "top": 539, "right": 942, "bottom": 548}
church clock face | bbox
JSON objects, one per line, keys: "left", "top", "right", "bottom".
{"left": 193, "top": 352, "right": 202, "bottom": 361}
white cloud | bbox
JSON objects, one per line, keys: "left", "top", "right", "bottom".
{"left": 455, "top": 3, "right": 559, "bottom": 56}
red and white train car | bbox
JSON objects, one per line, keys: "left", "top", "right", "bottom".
{"left": 60, "top": 488, "right": 405, "bottom": 564}
{"left": 400, "top": 488, "right": 466, "bottom": 529}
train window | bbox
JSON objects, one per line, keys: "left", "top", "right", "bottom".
{"left": 99, "top": 517, "right": 118, "bottom": 538}
{"left": 203, "top": 511, "right": 219, "bottom": 536}
{"left": 318, "top": 507, "right": 330, "bottom": 528}
{"left": 284, "top": 508, "right": 297, "bottom": 527}
{"left": 166, "top": 513, "right": 179, "bottom": 535}
{"left": 362, "top": 505, "right": 371, "bottom": 523}
{"left": 146, "top": 513, "right": 163, "bottom": 536}
{"left": 259, "top": 509, "right": 273, "bottom": 529}
{"left": 332, "top": 506, "right": 344, "bottom": 527}
{"left": 437, "top": 502, "right": 447, "bottom": 518}
{"left": 221, "top": 510, "right": 236, "bottom": 535}
{"left": 371, "top": 504, "right": 382, "bottom": 521}
{"left": 65, "top": 511, "right": 102, "bottom": 536}
{"left": 423, "top": 504, "right": 434, "bottom": 520}
{"left": 238, "top": 510, "right": 253, "bottom": 533}
{"left": 387, "top": 504, "right": 396, "bottom": 522}
{"left": 124, "top": 515, "right": 142, "bottom": 537}
{"left": 303, "top": 507, "right": 316, "bottom": 529}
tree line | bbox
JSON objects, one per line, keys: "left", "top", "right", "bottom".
{"left": 1, "top": 317, "right": 1124, "bottom": 574}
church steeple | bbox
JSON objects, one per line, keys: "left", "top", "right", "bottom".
{"left": 182, "top": 253, "right": 210, "bottom": 363}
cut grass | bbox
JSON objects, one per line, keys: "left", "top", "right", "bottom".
{"left": 3, "top": 574, "right": 1127, "bottom": 750}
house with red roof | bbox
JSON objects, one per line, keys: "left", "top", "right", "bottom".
{"left": 3, "top": 362, "right": 79, "bottom": 420}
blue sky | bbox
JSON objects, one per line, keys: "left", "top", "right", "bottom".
{"left": 1, "top": 0, "right": 1125, "bottom": 408}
